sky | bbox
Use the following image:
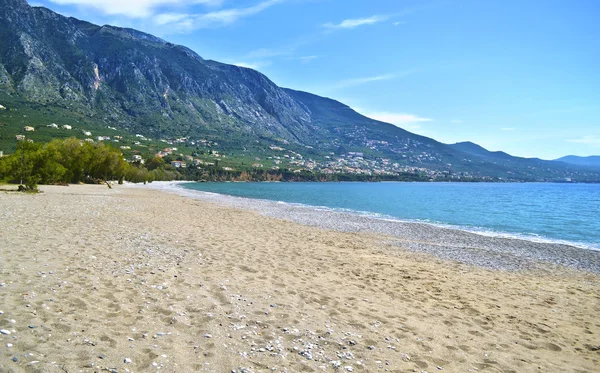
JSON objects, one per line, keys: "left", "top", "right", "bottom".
{"left": 30, "top": 0, "right": 600, "bottom": 159}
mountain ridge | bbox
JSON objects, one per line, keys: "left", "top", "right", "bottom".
{"left": 555, "top": 155, "right": 600, "bottom": 168}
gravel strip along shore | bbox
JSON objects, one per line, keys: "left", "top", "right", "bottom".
{"left": 141, "top": 182, "right": 600, "bottom": 273}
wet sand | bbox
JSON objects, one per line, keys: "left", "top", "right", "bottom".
{"left": 0, "top": 184, "right": 598, "bottom": 372}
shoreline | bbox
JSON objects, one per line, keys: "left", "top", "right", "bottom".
{"left": 134, "top": 181, "right": 600, "bottom": 273}
{"left": 1, "top": 184, "right": 599, "bottom": 373}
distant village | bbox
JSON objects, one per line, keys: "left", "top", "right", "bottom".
{"left": 149, "top": 135, "right": 485, "bottom": 180}
{"left": 4, "top": 120, "right": 585, "bottom": 182}
{"left": 9, "top": 122, "right": 479, "bottom": 180}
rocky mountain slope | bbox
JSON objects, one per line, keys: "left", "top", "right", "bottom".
{"left": 1, "top": 0, "right": 598, "bottom": 181}
{"left": 0, "top": 0, "right": 314, "bottom": 141}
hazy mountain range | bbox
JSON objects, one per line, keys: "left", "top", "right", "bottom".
{"left": 555, "top": 156, "right": 600, "bottom": 169}
{"left": 1, "top": 0, "right": 598, "bottom": 181}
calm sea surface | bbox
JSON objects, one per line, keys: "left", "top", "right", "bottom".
{"left": 182, "top": 182, "right": 600, "bottom": 250}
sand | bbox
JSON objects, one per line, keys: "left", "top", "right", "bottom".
{"left": 0, "top": 184, "right": 598, "bottom": 373}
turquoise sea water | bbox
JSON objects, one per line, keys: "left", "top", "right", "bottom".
{"left": 182, "top": 182, "right": 600, "bottom": 250}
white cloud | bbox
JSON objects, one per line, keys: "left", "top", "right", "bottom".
{"left": 393, "top": 21, "right": 406, "bottom": 26}
{"left": 232, "top": 62, "right": 260, "bottom": 69}
{"left": 298, "top": 55, "right": 318, "bottom": 63}
{"left": 330, "top": 69, "right": 418, "bottom": 90}
{"left": 357, "top": 110, "right": 432, "bottom": 128}
{"left": 230, "top": 60, "right": 271, "bottom": 70}
{"left": 154, "top": 12, "right": 190, "bottom": 25}
{"left": 335, "top": 74, "right": 397, "bottom": 89}
{"left": 153, "top": 0, "right": 283, "bottom": 31}
{"left": 283, "top": 54, "right": 319, "bottom": 63}
{"left": 49, "top": 0, "right": 223, "bottom": 18}
{"left": 566, "top": 135, "right": 600, "bottom": 146}
{"left": 324, "top": 15, "right": 389, "bottom": 30}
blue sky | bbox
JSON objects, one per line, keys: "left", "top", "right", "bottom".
{"left": 31, "top": 0, "right": 600, "bottom": 159}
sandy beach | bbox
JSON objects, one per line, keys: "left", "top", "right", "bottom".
{"left": 1, "top": 184, "right": 599, "bottom": 373}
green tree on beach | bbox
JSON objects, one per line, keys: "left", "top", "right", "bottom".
{"left": 0, "top": 138, "right": 141, "bottom": 188}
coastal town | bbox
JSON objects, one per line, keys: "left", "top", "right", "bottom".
{"left": 147, "top": 135, "right": 488, "bottom": 180}
{"left": 3, "top": 121, "right": 589, "bottom": 182}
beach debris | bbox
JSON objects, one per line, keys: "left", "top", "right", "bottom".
{"left": 204, "top": 333, "right": 213, "bottom": 338}
{"left": 12, "top": 356, "right": 19, "bottom": 362}
{"left": 299, "top": 349, "right": 313, "bottom": 360}
{"left": 1, "top": 329, "right": 11, "bottom": 335}
{"left": 124, "top": 357, "right": 132, "bottom": 364}
{"left": 337, "top": 351, "right": 354, "bottom": 360}
{"left": 231, "top": 368, "right": 254, "bottom": 373}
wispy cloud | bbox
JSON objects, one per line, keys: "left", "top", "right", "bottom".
{"left": 239, "top": 34, "right": 321, "bottom": 65}
{"left": 335, "top": 74, "right": 397, "bottom": 89}
{"left": 281, "top": 54, "right": 320, "bottom": 63}
{"left": 356, "top": 109, "right": 432, "bottom": 129}
{"left": 49, "top": 0, "right": 223, "bottom": 18}
{"left": 230, "top": 61, "right": 271, "bottom": 70}
{"left": 331, "top": 69, "right": 418, "bottom": 90}
{"left": 154, "top": 12, "right": 189, "bottom": 25}
{"left": 154, "top": 0, "right": 283, "bottom": 31}
{"left": 393, "top": 21, "right": 406, "bottom": 26}
{"left": 566, "top": 135, "right": 600, "bottom": 146}
{"left": 297, "top": 55, "right": 318, "bottom": 63}
{"left": 323, "top": 15, "right": 389, "bottom": 30}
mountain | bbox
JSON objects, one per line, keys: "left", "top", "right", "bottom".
{"left": 1, "top": 0, "right": 599, "bottom": 182}
{"left": 555, "top": 155, "right": 600, "bottom": 168}
{"left": 448, "top": 142, "right": 600, "bottom": 178}
{"left": 0, "top": 0, "right": 313, "bottom": 144}
{"left": 449, "top": 142, "right": 514, "bottom": 161}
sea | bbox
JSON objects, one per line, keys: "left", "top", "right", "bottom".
{"left": 181, "top": 182, "right": 600, "bottom": 251}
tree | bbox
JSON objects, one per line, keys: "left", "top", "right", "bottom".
{"left": 146, "top": 156, "right": 165, "bottom": 171}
